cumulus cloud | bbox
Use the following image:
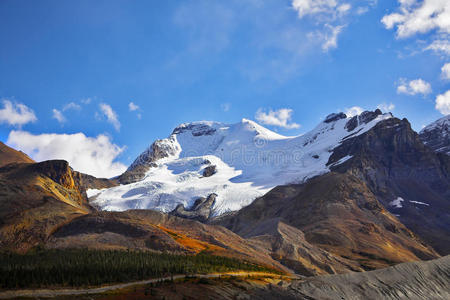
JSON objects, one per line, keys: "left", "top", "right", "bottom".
{"left": 381, "top": 0, "right": 450, "bottom": 39}
{"left": 345, "top": 106, "right": 364, "bottom": 117}
{"left": 322, "top": 24, "right": 345, "bottom": 51}
{"left": 63, "top": 102, "right": 81, "bottom": 111}
{"left": 397, "top": 78, "right": 432, "bottom": 95}
{"left": 0, "top": 100, "right": 37, "bottom": 127}
{"left": 425, "top": 39, "right": 450, "bottom": 55}
{"left": 255, "top": 108, "right": 300, "bottom": 129}
{"left": 435, "top": 90, "right": 450, "bottom": 115}
{"left": 7, "top": 131, "right": 127, "bottom": 178}
{"left": 128, "top": 102, "right": 139, "bottom": 111}
{"left": 292, "top": 0, "right": 351, "bottom": 19}
{"left": 99, "top": 103, "right": 120, "bottom": 131}
{"left": 382, "top": 0, "right": 450, "bottom": 57}
{"left": 81, "top": 98, "right": 92, "bottom": 104}
{"left": 377, "top": 102, "right": 395, "bottom": 112}
{"left": 292, "top": 0, "right": 352, "bottom": 52}
{"left": 52, "top": 109, "right": 66, "bottom": 124}
{"left": 356, "top": 6, "right": 369, "bottom": 15}
{"left": 441, "top": 63, "right": 450, "bottom": 79}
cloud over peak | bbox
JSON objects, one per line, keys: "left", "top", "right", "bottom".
{"left": 255, "top": 108, "right": 300, "bottom": 129}
{"left": 7, "top": 131, "right": 127, "bottom": 178}
{"left": 435, "top": 90, "right": 450, "bottom": 115}
{"left": 345, "top": 106, "right": 364, "bottom": 117}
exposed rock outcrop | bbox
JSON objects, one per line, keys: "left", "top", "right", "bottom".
{"left": 324, "top": 112, "right": 347, "bottom": 123}
{"left": 420, "top": 114, "right": 450, "bottom": 155}
{"left": 73, "top": 171, "right": 119, "bottom": 190}
{"left": 0, "top": 159, "right": 93, "bottom": 252}
{"left": 170, "top": 193, "right": 216, "bottom": 222}
{"left": 0, "top": 141, "right": 34, "bottom": 167}
{"left": 345, "top": 109, "right": 383, "bottom": 131}
{"left": 118, "top": 139, "right": 179, "bottom": 184}
{"left": 330, "top": 117, "right": 450, "bottom": 254}
{"left": 203, "top": 165, "right": 217, "bottom": 177}
{"left": 215, "top": 172, "right": 439, "bottom": 272}
{"left": 285, "top": 254, "right": 450, "bottom": 300}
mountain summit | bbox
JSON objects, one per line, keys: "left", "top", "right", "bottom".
{"left": 420, "top": 114, "right": 450, "bottom": 155}
{"left": 89, "top": 109, "right": 392, "bottom": 215}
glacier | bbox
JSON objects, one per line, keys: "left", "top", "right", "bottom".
{"left": 89, "top": 111, "right": 392, "bottom": 215}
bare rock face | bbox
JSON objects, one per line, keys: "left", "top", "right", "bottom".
{"left": 203, "top": 165, "right": 217, "bottom": 177}
{"left": 215, "top": 115, "right": 448, "bottom": 273}
{"left": 170, "top": 193, "right": 217, "bottom": 222}
{"left": 330, "top": 117, "right": 450, "bottom": 254}
{"left": 420, "top": 114, "right": 450, "bottom": 156}
{"left": 118, "top": 139, "right": 179, "bottom": 184}
{"left": 345, "top": 109, "right": 383, "bottom": 132}
{"left": 0, "top": 159, "right": 93, "bottom": 252}
{"left": 0, "top": 141, "right": 34, "bottom": 167}
{"left": 172, "top": 123, "right": 217, "bottom": 136}
{"left": 215, "top": 172, "right": 439, "bottom": 272}
{"left": 73, "top": 171, "right": 118, "bottom": 190}
{"left": 285, "top": 255, "right": 450, "bottom": 300}
{"left": 324, "top": 112, "right": 347, "bottom": 123}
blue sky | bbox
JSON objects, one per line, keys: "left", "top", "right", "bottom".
{"left": 0, "top": 0, "right": 449, "bottom": 177}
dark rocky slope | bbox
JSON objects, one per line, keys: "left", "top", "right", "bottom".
{"left": 0, "top": 160, "right": 92, "bottom": 252}
{"left": 215, "top": 113, "right": 449, "bottom": 272}
{"left": 420, "top": 114, "right": 450, "bottom": 155}
{"left": 285, "top": 254, "right": 450, "bottom": 299}
{"left": 329, "top": 117, "right": 450, "bottom": 254}
{"left": 0, "top": 141, "right": 34, "bottom": 167}
{"left": 216, "top": 172, "right": 439, "bottom": 271}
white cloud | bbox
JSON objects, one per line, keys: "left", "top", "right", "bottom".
{"left": 345, "top": 106, "right": 364, "bottom": 117}
{"left": 292, "top": 0, "right": 352, "bottom": 52}
{"left": 255, "top": 108, "right": 300, "bottom": 129}
{"left": 63, "top": 102, "right": 81, "bottom": 111}
{"left": 292, "top": 0, "right": 350, "bottom": 19}
{"left": 381, "top": 0, "right": 450, "bottom": 39}
{"left": 52, "top": 109, "right": 66, "bottom": 124}
{"left": 426, "top": 39, "right": 450, "bottom": 55}
{"left": 337, "top": 3, "right": 351, "bottom": 15}
{"left": 442, "top": 63, "right": 450, "bottom": 79}
{"left": 99, "top": 103, "right": 120, "bottom": 131}
{"left": 356, "top": 6, "right": 369, "bottom": 15}
{"left": 0, "top": 100, "right": 37, "bottom": 127}
{"left": 396, "top": 78, "right": 432, "bottom": 95}
{"left": 81, "top": 98, "right": 92, "bottom": 104}
{"left": 221, "top": 102, "right": 231, "bottom": 112}
{"left": 128, "top": 102, "right": 139, "bottom": 111}
{"left": 7, "top": 131, "right": 127, "bottom": 178}
{"left": 377, "top": 102, "right": 395, "bottom": 112}
{"left": 435, "top": 90, "right": 450, "bottom": 115}
{"left": 322, "top": 24, "right": 345, "bottom": 51}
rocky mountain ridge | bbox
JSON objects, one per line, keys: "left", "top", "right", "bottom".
{"left": 420, "top": 114, "right": 450, "bottom": 155}
{"left": 89, "top": 110, "right": 394, "bottom": 215}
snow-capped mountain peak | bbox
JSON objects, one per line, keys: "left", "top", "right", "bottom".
{"left": 90, "top": 110, "right": 392, "bottom": 215}
{"left": 419, "top": 115, "right": 450, "bottom": 155}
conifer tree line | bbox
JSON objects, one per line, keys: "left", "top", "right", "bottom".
{"left": 0, "top": 248, "right": 276, "bottom": 288}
